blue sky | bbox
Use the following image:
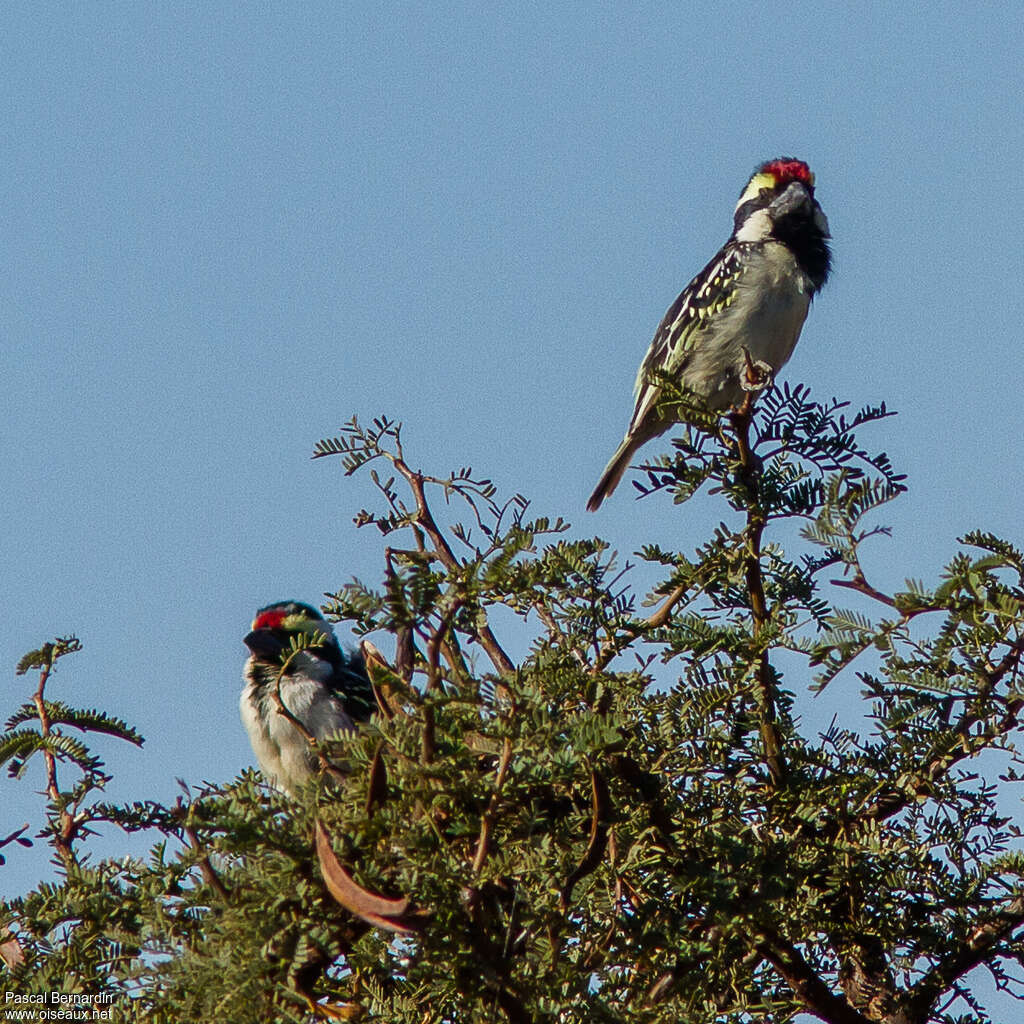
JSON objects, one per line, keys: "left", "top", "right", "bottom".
{"left": 3, "top": 1, "right": 1023, "bottom": 1006}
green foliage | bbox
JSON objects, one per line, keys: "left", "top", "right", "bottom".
{"left": 3, "top": 388, "right": 1024, "bottom": 1024}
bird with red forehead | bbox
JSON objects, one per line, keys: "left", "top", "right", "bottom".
{"left": 240, "top": 601, "right": 375, "bottom": 794}
{"left": 588, "top": 157, "right": 831, "bottom": 510}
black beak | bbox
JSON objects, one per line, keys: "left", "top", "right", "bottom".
{"left": 770, "top": 180, "right": 813, "bottom": 220}
{"left": 244, "top": 628, "right": 285, "bottom": 658}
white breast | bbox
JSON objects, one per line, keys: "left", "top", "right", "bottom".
{"left": 688, "top": 242, "right": 812, "bottom": 410}
{"left": 240, "top": 657, "right": 357, "bottom": 794}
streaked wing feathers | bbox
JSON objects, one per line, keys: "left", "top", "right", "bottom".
{"left": 636, "top": 245, "right": 745, "bottom": 392}
{"left": 628, "top": 243, "right": 746, "bottom": 431}
{"left": 326, "top": 651, "right": 377, "bottom": 723}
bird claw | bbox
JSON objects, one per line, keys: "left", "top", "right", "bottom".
{"left": 740, "top": 353, "right": 775, "bottom": 392}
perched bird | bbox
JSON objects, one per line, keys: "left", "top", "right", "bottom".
{"left": 587, "top": 157, "right": 831, "bottom": 511}
{"left": 241, "top": 601, "right": 375, "bottom": 794}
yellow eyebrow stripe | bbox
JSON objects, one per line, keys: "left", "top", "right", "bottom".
{"left": 282, "top": 614, "right": 322, "bottom": 632}
{"left": 736, "top": 172, "right": 777, "bottom": 206}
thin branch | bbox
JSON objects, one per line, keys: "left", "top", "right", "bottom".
{"left": 439, "top": 637, "right": 474, "bottom": 689}
{"left": 472, "top": 737, "right": 513, "bottom": 875}
{"left": 592, "top": 585, "right": 687, "bottom": 673}
{"left": 730, "top": 392, "right": 785, "bottom": 786}
{"left": 859, "top": 682, "right": 1024, "bottom": 826}
{"left": 32, "top": 661, "right": 77, "bottom": 868}
{"left": 533, "top": 600, "right": 589, "bottom": 668}
{"left": 904, "top": 892, "right": 1024, "bottom": 1020}
{"left": 32, "top": 665, "right": 59, "bottom": 805}
{"left": 426, "top": 598, "right": 464, "bottom": 693}
{"left": 390, "top": 456, "right": 515, "bottom": 678}
{"left": 271, "top": 657, "right": 347, "bottom": 787}
{"left": 183, "top": 822, "right": 231, "bottom": 902}
{"left": 831, "top": 575, "right": 898, "bottom": 609}
{"left": 832, "top": 573, "right": 942, "bottom": 623}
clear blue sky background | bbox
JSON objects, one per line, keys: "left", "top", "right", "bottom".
{"left": 3, "top": 1, "right": 1023, "bottom": 1009}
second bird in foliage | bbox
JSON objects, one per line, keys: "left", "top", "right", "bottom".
{"left": 587, "top": 157, "right": 831, "bottom": 511}
{"left": 240, "top": 601, "right": 375, "bottom": 795}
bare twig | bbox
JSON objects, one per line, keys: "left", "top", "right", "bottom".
{"left": 32, "top": 665, "right": 59, "bottom": 805}
{"left": 831, "top": 575, "right": 898, "bottom": 609}
{"left": 392, "top": 458, "right": 515, "bottom": 678}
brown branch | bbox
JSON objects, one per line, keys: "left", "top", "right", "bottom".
{"left": 854, "top": 638, "right": 1024, "bottom": 827}
{"left": 583, "top": 829, "right": 622, "bottom": 971}
{"left": 730, "top": 396, "right": 785, "bottom": 786}
{"left": 394, "top": 459, "right": 515, "bottom": 677}
{"left": 533, "top": 601, "right": 588, "bottom": 668}
{"left": 439, "top": 637, "right": 474, "bottom": 689}
{"left": 592, "top": 584, "right": 687, "bottom": 673}
{"left": 903, "top": 892, "right": 1024, "bottom": 1021}
{"left": 755, "top": 926, "right": 872, "bottom": 1024}
{"left": 32, "top": 665, "right": 59, "bottom": 804}
{"left": 984, "top": 635, "right": 1024, "bottom": 690}
{"left": 426, "top": 597, "right": 464, "bottom": 693}
{"left": 168, "top": 796, "right": 231, "bottom": 902}
{"left": 183, "top": 823, "right": 231, "bottom": 902}
{"left": 831, "top": 574, "right": 945, "bottom": 626}
{"left": 271, "top": 659, "right": 346, "bottom": 787}
{"left": 462, "top": 739, "right": 534, "bottom": 1024}
{"left": 472, "top": 737, "right": 513, "bottom": 875}
{"left": 418, "top": 598, "right": 467, "bottom": 765}
{"left": 860, "top": 688, "right": 1024, "bottom": 826}
{"left": 32, "top": 661, "right": 77, "bottom": 868}
{"left": 831, "top": 575, "right": 898, "bottom": 609}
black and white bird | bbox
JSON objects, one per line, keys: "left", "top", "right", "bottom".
{"left": 240, "top": 601, "right": 375, "bottom": 794}
{"left": 587, "top": 157, "right": 831, "bottom": 511}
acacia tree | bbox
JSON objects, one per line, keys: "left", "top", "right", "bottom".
{"left": 2, "top": 385, "right": 1024, "bottom": 1024}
